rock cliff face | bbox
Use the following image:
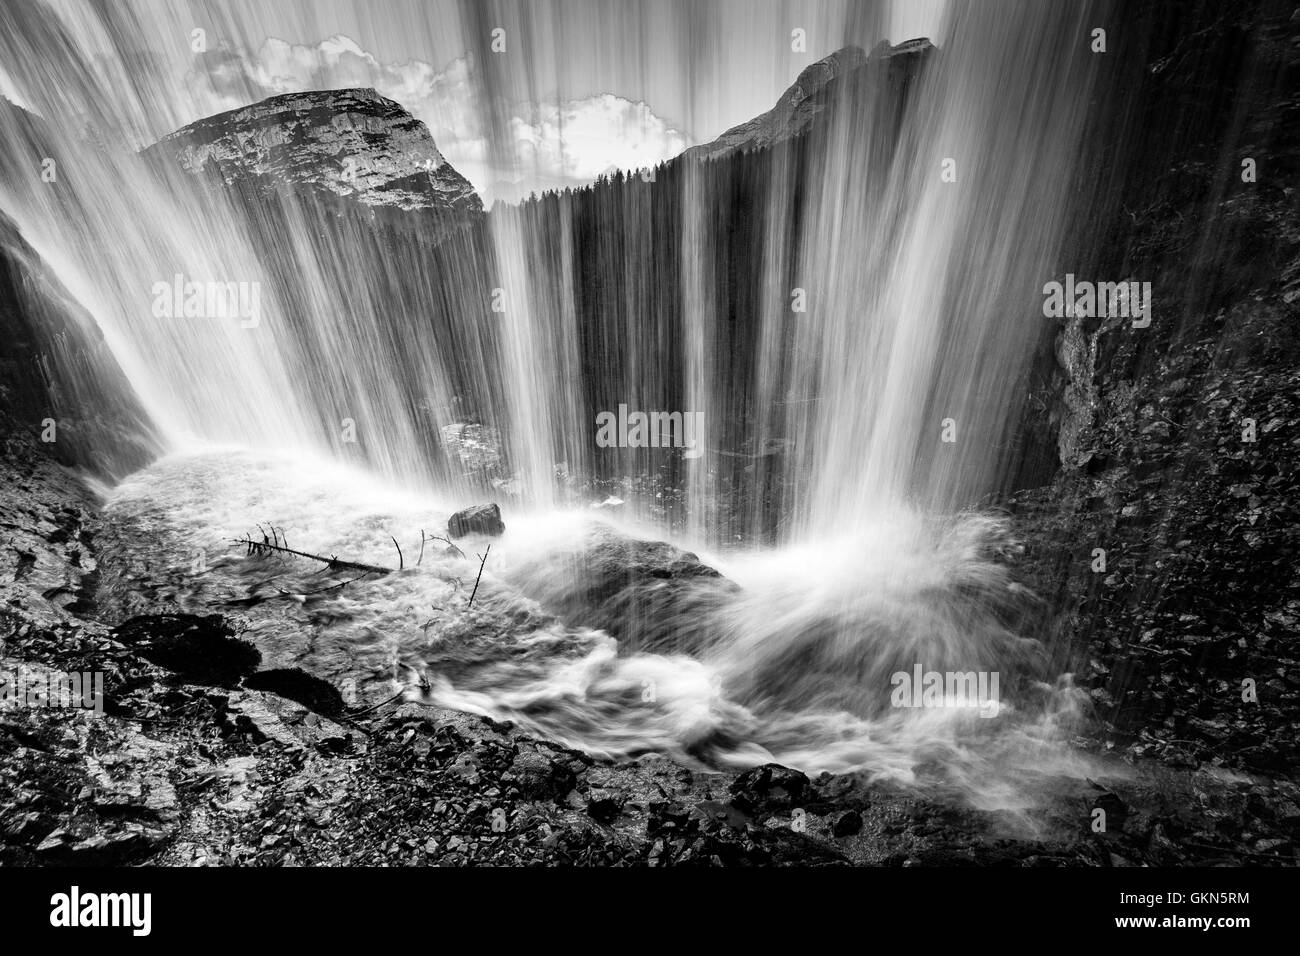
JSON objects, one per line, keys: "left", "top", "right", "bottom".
{"left": 146, "top": 88, "right": 481, "bottom": 215}
{"left": 0, "top": 212, "right": 160, "bottom": 483}
{"left": 0, "top": 102, "right": 158, "bottom": 482}
{"left": 682, "top": 39, "right": 932, "bottom": 162}
{"left": 1010, "top": 0, "right": 1300, "bottom": 775}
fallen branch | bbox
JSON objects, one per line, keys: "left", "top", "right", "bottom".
{"left": 391, "top": 535, "right": 404, "bottom": 570}
{"left": 233, "top": 533, "right": 392, "bottom": 574}
{"left": 428, "top": 534, "right": 466, "bottom": 560}
{"left": 275, "top": 570, "right": 377, "bottom": 598}
{"left": 467, "top": 545, "right": 489, "bottom": 609}
{"left": 349, "top": 688, "right": 407, "bottom": 717}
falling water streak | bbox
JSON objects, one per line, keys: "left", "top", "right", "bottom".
{"left": 0, "top": 0, "right": 1011, "bottom": 524}
{"left": 679, "top": 165, "right": 714, "bottom": 542}
{"left": 750, "top": 142, "right": 797, "bottom": 541}
{"left": 773, "top": 1, "right": 1105, "bottom": 539}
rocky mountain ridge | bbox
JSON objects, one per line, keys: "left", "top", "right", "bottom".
{"left": 146, "top": 88, "right": 481, "bottom": 215}
{"left": 682, "top": 39, "right": 933, "bottom": 163}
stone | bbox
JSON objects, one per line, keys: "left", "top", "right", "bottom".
{"left": 447, "top": 503, "right": 505, "bottom": 539}
{"left": 832, "top": 810, "right": 863, "bottom": 837}
{"left": 502, "top": 750, "right": 575, "bottom": 802}
{"left": 586, "top": 795, "right": 623, "bottom": 824}
{"left": 728, "top": 763, "right": 810, "bottom": 812}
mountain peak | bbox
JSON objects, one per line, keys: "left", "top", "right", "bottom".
{"left": 682, "top": 39, "right": 933, "bottom": 163}
{"left": 147, "top": 88, "right": 481, "bottom": 214}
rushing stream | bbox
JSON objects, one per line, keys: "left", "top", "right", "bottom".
{"left": 92, "top": 445, "right": 1093, "bottom": 809}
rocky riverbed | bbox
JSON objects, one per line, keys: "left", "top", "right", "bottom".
{"left": 4, "top": 424, "right": 1298, "bottom": 867}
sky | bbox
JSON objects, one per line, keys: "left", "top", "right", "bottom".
{"left": 6, "top": 0, "right": 948, "bottom": 203}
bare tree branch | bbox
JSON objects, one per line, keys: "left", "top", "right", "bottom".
{"left": 428, "top": 534, "right": 466, "bottom": 559}
{"left": 468, "top": 545, "right": 490, "bottom": 608}
{"left": 233, "top": 532, "right": 392, "bottom": 574}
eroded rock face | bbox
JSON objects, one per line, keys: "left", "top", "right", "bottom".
{"left": 0, "top": 210, "right": 161, "bottom": 483}
{"left": 1053, "top": 301, "right": 1133, "bottom": 469}
{"left": 146, "top": 88, "right": 481, "bottom": 214}
{"left": 1006, "top": 1, "right": 1300, "bottom": 778}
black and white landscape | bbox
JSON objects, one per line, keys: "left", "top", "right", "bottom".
{"left": 0, "top": 0, "right": 1297, "bottom": 876}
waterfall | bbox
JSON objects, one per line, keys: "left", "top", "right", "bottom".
{"left": 788, "top": 3, "right": 1101, "bottom": 534}
{"left": 0, "top": 0, "right": 1115, "bottom": 795}
{"left": 0, "top": 0, "right": 1102, "bottom": 527}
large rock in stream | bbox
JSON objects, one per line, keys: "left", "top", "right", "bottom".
{"left": 511, "top": 521, "right": 738, "bottom": 655}
{"left": 448, "top": 502, "right": 505, "bottom": 538}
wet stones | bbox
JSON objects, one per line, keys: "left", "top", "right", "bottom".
{"left": 646, "top": 801, "right": 696, "bottom": 840}
{"left": 502, "top": 749, "right": 576, "bottom": 803}
{"left": 36, "top": 824, "right": 166, "bottom": 865}
{"left": 728, "top": 763, "right": 810, "bottom": 813}
{"left": 586, "top": 793, "right": 623, "bottom": 824}
{"left": 832, "top": 809, "right": 864, "bottom": 837}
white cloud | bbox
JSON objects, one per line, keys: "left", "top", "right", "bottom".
{"left": 184, "top": 35, "right": 690, "bottom": 204}
{"left": 512, "top": 94, "right": 689, "bottom": 185}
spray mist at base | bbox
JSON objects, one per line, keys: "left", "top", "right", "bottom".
{"left": 98, "top": 445, "right": 1097, "bottom": 812}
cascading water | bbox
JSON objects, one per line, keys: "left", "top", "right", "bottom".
{"left": 0, "top": 0, "right": 1111, "bottom": 806}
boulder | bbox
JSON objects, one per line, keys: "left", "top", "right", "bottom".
{"left": 512, "top": 521, "right": 736, "bottom": 654}
{"left": 447, "top": 503, "right": 505, "bottom": 539}
{"left": 728, "top": 763, "right": 810, "bottom": 813}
